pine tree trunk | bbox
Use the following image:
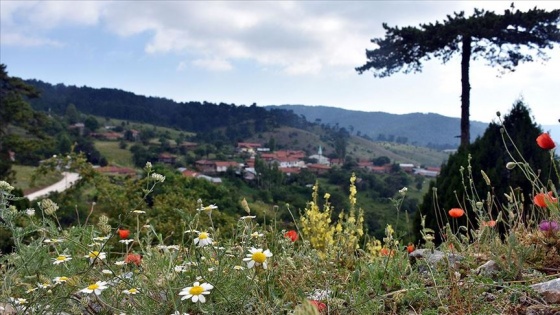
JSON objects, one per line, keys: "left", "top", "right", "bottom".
{"left": 460, "top": 36, "right": 472, "bottom": 148}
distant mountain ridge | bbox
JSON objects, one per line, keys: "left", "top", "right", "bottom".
{"left": 267, "top": 105, "right": 489, "bottom": 149}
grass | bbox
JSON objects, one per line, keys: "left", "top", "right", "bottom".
{"left": 94, "top": 140, "right": 135, "bottom": 167}
{"left": 11, "top": 165, "right": 63, "bottom": 195}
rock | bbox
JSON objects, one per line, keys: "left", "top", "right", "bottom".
{"left": 530, "top": 277, "right": 560, "bottom": 304}
{"left": 409, "top": 248, "right": 463, "bottom": 269}
{"left": 475, "top": 260, "right": 501, "bottom": 278}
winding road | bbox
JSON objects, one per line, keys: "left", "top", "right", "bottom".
{"left": 25, "top": 172, "right": 80, "bottom": 201}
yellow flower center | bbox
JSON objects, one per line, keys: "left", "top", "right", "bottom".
{"left": 252, "top": 251, "right": 266, "bottom": 263}
{"left": 56, "top": 256, "right": 66, "bottom": 261}
{"left": 199, "top": 232, "right": 208, "bottom": 240}
{"left": 89, "top": 251, "right": 99, "bottom": 258}
{"left": 88, "top": 284, "right": 99, "bottom": 290}
{"left": 189, "top": 285, "right": 204, "bottom": 295}
{"left": 129, "top": 288, "right": 137, "bottom": 294}
{"left": 59, "top": 277, "right": 68, "bottom": 282}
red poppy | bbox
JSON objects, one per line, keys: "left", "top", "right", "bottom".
{"left": 118, "top": 228, "right": 130, "bottom": 239}
{"left": 482, "top": 220, "right": 496, "bottom": 227}
{"left": 536, "top": 133, "right": 556, "bottom": 150}
{"left": 448, "top": 208, "right": 465, "bottom": 218}
{"left": 124, "top": 253, "right": 142, "bottom": 266}
{"left": 379, "top": 247, "right": 394, "bottom": 257}
{"left": 285, "top": 230, "right": 298, "bottom": 242}
{"left": 534, "top": 192, "right": 558, "bottom": 208}
{"left": 309, "top": 300, "right": 326, "bottom": 312}
{"left": 406, "top": 243, "right": 415, "bottom": 254}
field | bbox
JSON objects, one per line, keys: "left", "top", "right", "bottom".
{"left": 11, "top": 165, "right": 63, "bottom": 195}
{"left": 94, "top": 140, "right": 135, "bottom": 167}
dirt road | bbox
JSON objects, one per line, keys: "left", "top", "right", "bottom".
{"left": 25, "top": 172, "right": 80, "bottom": 201}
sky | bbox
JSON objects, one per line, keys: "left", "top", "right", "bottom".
{"left": 1, "top": 1, "right": 559, "bottom": 126}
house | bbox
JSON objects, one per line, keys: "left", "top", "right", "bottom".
{"left": 180, "top": 142, "right": 198, "bottom": 150}
{"left": 196, "top": 174, "right": 222, "bottom": 184}
{"left": 399, "top": 163, "right": 415, "bottom": 173}
{"left": 181, "top": 169, "right": 200, "bottom": 178}
{"left": 215, "top": 161, "right": 241, "bottom": 173}
{"left": 307, "top": 163, "right": 330, "bottom": 175}
{"left": 243, "top": 167, "right": 257, "bottom": 181}
{"left": 158, "top": 153, "right": 177, "bottom": 164}
{"left": 371, "top": 165, "right": 391, "bottom": 174}
{"left": 279, "top": 167, "right": 301, "bottom": 175}
{"left": 195, "top": 160, "right": 216, "bottom": 173}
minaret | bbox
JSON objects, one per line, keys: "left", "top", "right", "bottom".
{"left": 318, "top": 145, "right": 323, "bottom": 157}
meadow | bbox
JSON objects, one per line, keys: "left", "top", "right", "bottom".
{"left": 0, "top": 131, "right": 559, "bottom": 315}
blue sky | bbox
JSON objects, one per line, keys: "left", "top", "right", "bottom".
{"left": 1, "top": 1, "right": 559, "bottom": 127}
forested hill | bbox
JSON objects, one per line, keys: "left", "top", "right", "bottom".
{"left": 268, "top": 105, "right": 488, "bottom": 149}
{"left": 24, "top": 80, "right": 309, "bottom": 137}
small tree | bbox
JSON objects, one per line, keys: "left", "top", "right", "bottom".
{"left": 357, "top": 7, "right": 560, "bottom": 147}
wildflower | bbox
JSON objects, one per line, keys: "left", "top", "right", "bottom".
{"left": 233, "top": 265, "right": 245, "bottom": 270}
{"left": 115, "top": 261, "right": 126, "bottom": 266}
{"left": 179, "top": 281, "right": 214, "bottom": 303}
{"left": 243, "top": 247, "right": 273, "bottom": 269}
{"left": 198, "top": 204, "right": 218, "bottom": 213}
{"left": 145, "top": 161, "right": 152, "bottom": 169}
{"left": 80, "top": 281, "right": 108, "bottom": 295}
{"left": 119, "top": 239, "right": 134, "bottom": 245}
{"left": 506, "top": 162, "right": 517, "bottom": 170}
{"left": 118, "top": 229, "right": 130, "bottom": 239}
{"left": 309, "top": 300, "right": 327, "bottom": 312}
{"left": 53, "top": 276, "right": 69, "bottom": 284}
{"left": 251, "top": 231, "right": 264, "bottom": 238}
{"left": 194, "top": 232, "right": 213, "bottom": 247}
{"left": 324, "top": 193, "right": 331, "bottom": 199}
{"left": 151, "top": 173, "right": 166, "bottom": 183}
{"left": 536, "top": 133, "right": 556, "bottom": 150}
{"left": 93, "top": 235, "right": 110, "bottom": 242}
{"left": 133, "top": 210, "right": 146, "bottom": 214}
{"left": 0, "top": 180, "right": 14, "bottom": 192}
{"left": 539, "top": 220, "right": 559, "bottom": 232}
{"left": 379, "top": 247, "right": 394, "bottom": 257}
{"left": 482, "top": 220, "right": 497, "bottom": 227}
{"left": 37, "top": 282, "right": 51, "bottom": 289}
{"left": 398, "top": 187, "right": 408, "bottom": 196}
{"left": 102, "top": 269, "right": 112, "bottom": 275}
{"left": 448, "top": 208, "right": 465, "bottom": 218}
{"left": 123, "top": 288, "right": 139, "bottom": 295}
{"left": 241, "top": 198, "right": 251, "bottom": 214}
{"left": 124, "top": 253, "right": 142, "bottom": 266}
{"left": 239, "top": 215, "right": 256, "bottom": 220}
{"left": 406, "top": 243, "right": 415, "bottom": 253}
{"left": 534, "top": 192, "right": 558, "bottom": 208}
{"left": 285, "top": 230, "right": 298, "bottom": 242}
{"left": 175, "top": 265, "right": 188, "bottom": 273}
{"left": 53, "top": 254, "right": 72, "bottom": 265}
{"left": 85, "top": 251, "right": 106, "bottom": 263}
{"left": 25, "top": 208, "right": 35, "bottom": 216}
{"left": 41, "top": 198, "right": 59, "bottom": 215}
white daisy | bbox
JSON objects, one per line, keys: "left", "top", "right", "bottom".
{"left": 122, "top": 288, "right": 139, "bottom": 295}
{"left": 179, "top": 281, "right": 213, "bottom": 303}
{"left": 53, "top": 254, "right": 72, "bottom": 265}
{"left": 194, "top": 232, "right": 213, "bottom": 247}
{"left": 53, "top": 276, "right": 69, "bottom": 284}
{"left": 243, "top": 247, "right": 273, "bottom": 269}
{"left": 80, "top": 281, "right": 108, "bottom": 295}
